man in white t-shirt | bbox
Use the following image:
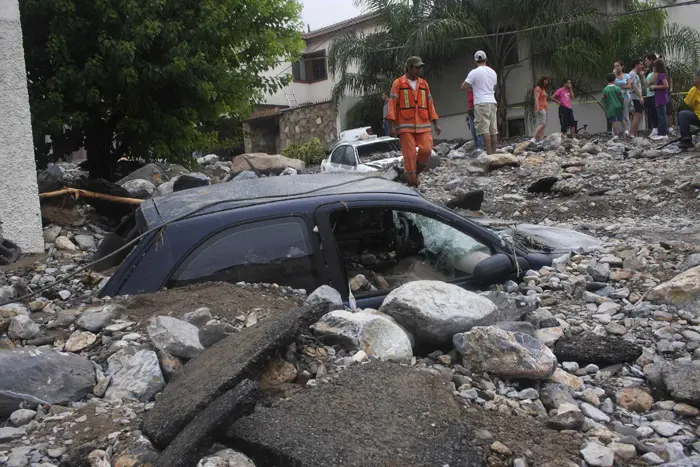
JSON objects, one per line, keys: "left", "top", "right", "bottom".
{"left": 461, "top": 51, "right": 498, "bottom": 154}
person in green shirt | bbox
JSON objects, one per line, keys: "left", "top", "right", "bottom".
{"left": 602, "top": 73, "right": 625, "bottom": 140}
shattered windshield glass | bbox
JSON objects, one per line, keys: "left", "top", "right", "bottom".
{"left": 357, "top": 140, "right": 402, "bottom": 163}
{"left": 396, "top": 212, "right": 491, "bottom": 275}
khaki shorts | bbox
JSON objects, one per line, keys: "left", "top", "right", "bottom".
{"left": 535, "top": 109, "right": 547, "bottom": 126}
{"left": 475, "top": 103, "right": 498, "bottom": 135}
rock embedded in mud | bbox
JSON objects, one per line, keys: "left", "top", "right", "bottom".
{"left": 381, "top": 281, "right": 498, "bottom": 346}
{"left": 580, "top": 440, "right": 614, "bottom": 467}
{"left": 311, "top": 309, "right": 413, "bottom": 362}
{"left": 661, "top": 364, "right": 700, "bottom": 406}
{"left": 453, "top": 326, "right": 557, "bottom": 379}
{"left": 147, "top": 316, "right": 204, "bottom": 359}
{"left": 181, "top": 307, "right": 214, "bottom": 328}
{"left": 76, "top": 304, "right": 125, "bottom": 332}
{"left": 553, "top": 333, "right": 642, "bottom": 366}
{"left": 197, "top": 449, "right": 256, "bottom": 467}
{"left": 547, "top": 402, "right": 584, "bottom": 431}
{"left": 105, "top": 347, "right": 165, "bottom": 402}
{"left": 259, "top": 359, "right": 298, "bottom": 389}
{"left": 64, "top": 331, "right": 97, "bottom": 352}
{"left": 647, "top": 265, "right": 700, "bottom": 311}
{"left": 616, "top": 387, "right": 654, "bottom": 413}
{"left": 8, "top": 314, "right": 40, "bottom": 340}
{"left": 199, "top": 320, "right": 237, "bottom": 348}
{"left": 0, "top": 347, "right": 95, "bottom": 416}
{"left": 306, "top": 285, "right": 343, "bottom": 308}
{"left": 54, "top": 236, "right": 77, "bottom": 251}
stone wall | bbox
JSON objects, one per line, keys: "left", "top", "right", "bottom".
{"left": 0, "top": 0, "right": 44, "bottom": 252}
{"left": 280, "top": 101, "right": 337, "bottom": 150}
{"left": 243, "top": 119, "right": 281, "bottom": 155}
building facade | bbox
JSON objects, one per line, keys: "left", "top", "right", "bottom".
{"left": 0, "top": 0, "right": 44, "bottom": 253}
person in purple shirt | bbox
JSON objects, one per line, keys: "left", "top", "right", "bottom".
{"left": 650, "top": 59, "right": 671, "bottom": 140}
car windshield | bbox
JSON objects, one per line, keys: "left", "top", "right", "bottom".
{"left": 356, "top": 140, "right": 402, "bottom": 163}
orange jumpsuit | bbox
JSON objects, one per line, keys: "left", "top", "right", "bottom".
{"left": 386, "top": 75, "right": 439, "bottom": 185}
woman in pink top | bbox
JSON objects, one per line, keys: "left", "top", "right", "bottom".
{"left": 553, "top": 79, "right": 577, "bottom": 138}
{"left": 532, "top": 76, "right": 550, "bottom": 142}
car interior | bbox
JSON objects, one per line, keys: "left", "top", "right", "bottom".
{"left": 329, "top": 207, "right": 492, "bottom": 295}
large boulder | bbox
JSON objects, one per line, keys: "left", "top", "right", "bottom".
{"left": 105, "top": 347, "right": 165, "bottom": 402}
{"left": 453, "top": 326, "right": 557, "bottom": 379}
{"left": 553, "top": 334, "right": 642, "bottom": 366}
{"left": 116, "top": 163, "right": 168, "bottom": 187}
{"left": 379, "top": 281, "right": 498, "bottom": 346}
{"left": 306, "top": 285, "right": 343, "bottom": 308}
{"left": 541, "top": 132, "right": 563, "bottom": 151}
{"left": 230, "top": 153, "right": 305, "bottom": 176}
{"left": 647, "top": 265, "right": 700, "bottom": 311}
{"left": 311, "top": 310, "right": 413, "bottom": 362}
{"left": 0, "top": 347, "right": 96, "bottom": 417}
{"left": 0, "top": 305, "right": 26, "bottom": 333}
{"left": 37, "top": 163, "right": 64, "bottom": 193}
{"left": 147, "top": 316, "right": 204, "bottom": 359}
{"left": 661, "top": 364, "right": 700, "bottom": 406}
{"left": 76, "top": 304, "right": 125, "bottom": 332}
{"left": 121, "top": 179, "right": 156, "bottom": 199}
{"left": 174, "top": 173, "right": 211, "bottom": 192}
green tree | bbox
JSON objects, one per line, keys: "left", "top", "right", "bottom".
{"left": 21, "top": 0, "right": 304, "bottom": 177}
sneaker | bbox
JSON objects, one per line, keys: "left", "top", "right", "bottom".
{"left": 650, "top": 128, "right": 658, "bottom": 137}
{"left": 624, "top": 131, "right": 631, "bottom": 139}
{"left": 679, "top": 140, "right": 694, "bottom": 149}
{"left": 651, "top": 134, "right": 668, "bottom": 141}
{"left": 669, "top": 126, "right": 675, "bottom": 135}
{"left": 611, "top": 135, "right": 619, "bottom": 141}
{"left": 529, "top": 138, "right": 536, "bottom": 143}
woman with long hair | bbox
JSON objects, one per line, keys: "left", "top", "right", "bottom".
{"left": 532, "top": 76, "right": 550, "bottom": 142}
{"left": 613, "top": 60, "right": 632, "bottom": 138}
{"left": 650, "top": 59, "right": 671, "bottom": 140}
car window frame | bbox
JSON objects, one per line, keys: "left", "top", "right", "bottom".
{"left": 164, "top": 214, "right": 327, "bottom": 292}
{"left": 329, "top": 145, "right": 347, "bottom": 165}
{"left": 314, "top": 198, "right": 500, "bottom": 302}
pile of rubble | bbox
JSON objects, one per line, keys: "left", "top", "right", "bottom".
{"left": 2, "top": 132, "right": 700, "bottom": 466}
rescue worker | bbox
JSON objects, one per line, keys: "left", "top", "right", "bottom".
{"left": 386, "top": 56, "right": 441, "bottom": 187}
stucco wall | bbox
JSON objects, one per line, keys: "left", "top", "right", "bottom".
{"left": 279, "top": 101, "right": 338, "bottom": 150}
{"left": 0, "top": 0, "right": 44, "bottom": 253}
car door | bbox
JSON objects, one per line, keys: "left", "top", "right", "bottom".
{"left": 324, "top": 144, "right": 356, "bottom": 173}
{"left": 314, "top": 199, "right": 500, "bottom": 309}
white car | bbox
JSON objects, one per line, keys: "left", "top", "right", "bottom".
{"left": 321, "top": 137, "right": 404, "bottom": 173}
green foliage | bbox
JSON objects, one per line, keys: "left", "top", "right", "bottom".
{"left": 282, "top": 138, "right": 326, "bottom": 165}
{"left": 20, "top": 0, "right": 304, "bottom": 176}
{"left": 345, "top": 94, "right": 386, "bottom": 135}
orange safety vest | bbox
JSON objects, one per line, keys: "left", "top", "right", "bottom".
{"left": 386, "top": 75, "right": 439, "bottom": 134}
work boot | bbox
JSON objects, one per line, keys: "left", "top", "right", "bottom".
{"left": 679, "top": 139, "right": 694, "bottom": 150}
{"left": 406, "top": 173, "right": 419, "bottom": 188}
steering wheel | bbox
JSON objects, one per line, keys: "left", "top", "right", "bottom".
{"left": 394, "top": 214, "right": 411, "bottom": 259}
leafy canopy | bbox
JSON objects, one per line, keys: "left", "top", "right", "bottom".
{"left": 21, "top": 0, "right": 304, "bottom": 174}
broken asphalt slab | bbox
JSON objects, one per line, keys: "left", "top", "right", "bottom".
{"left": 141, "top": 301, "right": 339, "bottom": 449}
{"left": 155, "top": 379, "right": 258, "bottom": 467}
{"left": 224, "top": 361, "right": 484, "bottom": 467}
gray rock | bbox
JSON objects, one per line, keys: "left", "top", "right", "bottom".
{"left": 198, "top": 154, "right": 219, "bottom": 166}
{"left": 76, "top": 304, "right": 125, "bottom": 332}
{"left": 680, "top": 254, "right": 700, "bottom": 272}
{"left": 495, "top": 321, "right": 535, "bottom": 337}
{"left": 105, "top": 347, "right": 165, "bottom": 402}
{"left": 541, "top": 132, "right": 563, "bottom": 151}
{"left": 122, "top": 179, "right": 157, "bottom": 199}
{"left": 580, "top": 402, "right": 610, "bottom": 423}
{"left": 148, "top": 316, "right": 204, "bottom": 359}
{"left": 547, "top": 403, "right": 584, "bottom": 431}
{"left": 0, "top": 426, "right": 25, "bottom": 443}
{"left": 42, "top": 225, "right": 63, "bottom": 243}
{"left": 54, "top": 236, "right": 76, "bottom": 251}
{"left": 307, "top": 285, "right": 343, "bottom": 308}
{"left": 641, "top": 452, "right": 665, "bottom": 465}
{"left": 480, "top": 291, "right": 525, "bottom": 321}
{"left": 650, "top": 420, "right": 683, "bottom": 437}
{"left": 73, "top": 234, "right": 96, "bottom": 250}
{"left": 663, "top": 456, "right": 700, "bottom": 466}
{"left": 587, "top": 263, "right": 610, "bottom": 282}
{"left": 453, "top": 326, "right": 557, "bottom": 379}
{"left": 196, "top": 449, "right": 256, "bottom": 467}
{"left": 580, "top": 440, "right": 614, "bottom": 467}
{"left": 8, "top": 315, "right": 40, "bottom": 340}
{"left": 280, "top": 167, "right": 298, "bottom": 176}
{"left": 311, "top": 310, "right": 413, "bottom": 362}
{"left": 117, "top": 162, "right": 168, "bottom": 186}
{"left": 582, "top": 142, "right": 600, "bottom": 155}
{"left": 662, "top": 364, "right": 700, "bottom": 405}
{"left": 9, "top": 408, "right": 36, "bottom": 427}
{"left": 232, "top": 170, "right": 259, "bottom": 182}
{"left": 381, "top": 281, "right": 498, "bottom": 346}
{"left": 0, "top": 347, "right": 96, "bottom": 416}
{"left": 6, "top": 446, "right": 30, "bottom": 467}
{"left": 182, "top": 308, "right": 214, "bottom": 328}
{"left": 199, "top": 321, "right": 237, "bottom": 348}
{"left": 156, "top": 178, "right": 177, "bottom": 196}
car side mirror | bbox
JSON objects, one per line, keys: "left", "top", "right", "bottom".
{"left": 473, "top": 253, "right": 515, "bottom": 284}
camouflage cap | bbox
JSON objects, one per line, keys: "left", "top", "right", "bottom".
{"left": 405, "top": 56, "right": 426, "bottom": 69}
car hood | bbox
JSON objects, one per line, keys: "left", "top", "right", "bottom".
{"left": 472, "top": 219, "right": 602, "bottom": 254}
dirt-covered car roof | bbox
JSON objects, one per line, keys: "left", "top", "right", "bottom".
{"left": 140, "top": 174, "right": 417, "bottom": 226}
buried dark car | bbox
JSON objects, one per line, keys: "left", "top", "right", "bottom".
{"left": 97, "top": 174, "right": 600, "bottom": 308}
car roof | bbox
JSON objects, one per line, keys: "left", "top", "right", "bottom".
{"left": 141, "top": 174, "right": 418, "bottom": 226}
{"left": 336, "top": 137, "right": 399, "bottom": 148}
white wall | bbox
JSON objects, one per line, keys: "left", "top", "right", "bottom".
{"left": 0, "top": 0, "right": 44, "bottom": 253}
